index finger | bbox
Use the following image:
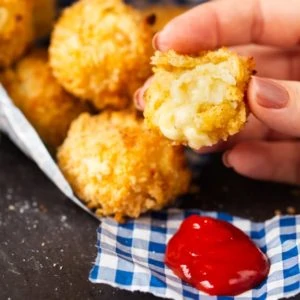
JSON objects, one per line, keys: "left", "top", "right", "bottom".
{"left": 154, "top": 0, "right": 300, "bottom": 54}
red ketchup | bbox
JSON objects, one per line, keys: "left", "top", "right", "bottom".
{"left": 165, "top": 215, "right": 270, "bottom": 296}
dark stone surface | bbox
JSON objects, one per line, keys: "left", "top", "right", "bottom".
{"left": 1, "top": 133, "right": 300, "bottom": 300}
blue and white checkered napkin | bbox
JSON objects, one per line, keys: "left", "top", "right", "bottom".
{"left": 90, "top": 209, "right": 300, "bottom": 300}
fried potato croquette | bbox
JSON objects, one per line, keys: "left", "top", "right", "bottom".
{"left": 50, "top": 0, "right": 153, "bottom": 110}
{"left": 144, "top": 48, "right": 255, "bottom": 149}
{"left": 142, "top": 5, "right": 189, "bottom": 32}
{"left": 0, "top": 49, "right": 89, "bottom": 150}
{"left": 0, "top": 0, "right": 33, "bottom": 68}
{"left": 32, "top": 0, "right": 56, "bottom": 39}
{"left": 57, "top": 111, "right": 191, "bottom": 222}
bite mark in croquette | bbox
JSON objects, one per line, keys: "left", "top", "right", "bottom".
{"left": 144, "top": 48, "right": 255, "bottom": 149}
{"left": 57, "top": 111, "right": 191, "bottom": 222}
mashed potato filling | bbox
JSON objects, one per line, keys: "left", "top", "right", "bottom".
{"left": 154, "top": 61, "right": 237, "bottom": 148}
{"left": 144, "top": 49, "right": 254, "bottom": 149}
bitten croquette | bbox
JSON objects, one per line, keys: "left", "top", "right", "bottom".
{"left": 0, "top": 49, "right": 89, "bottom": 150}
{"left": 0, "top": 0, "right": 33, "bottom": 68}
{"left": 144, "top": 48, "right": 255, "bottom": 149}
{"left": 50, "top": 0, "right": 153, "bottom": 110}
{"left": 57, "top": 110, "right": 191, "bottom": 222}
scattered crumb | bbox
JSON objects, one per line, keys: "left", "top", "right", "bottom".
{"left": 6, "top": 188, "right": 14, "bottom": 200}
{"left": 218, "top": 203, "right": 224, "bottom": 209}
{"left": 8, "top": 205, "right": 15, "bottom": 211}
{"left": 39, "top": 204, "right": 48, "bottom": 213}
{"left": 274, "top": 209, "right": 282, "bottom": 216}
{"left": 53, "top": 263, "right": 57, "bottom": 267}
{"left": 189, "top": 185, "right": 200, "bottom": 194}
{"left": 60, "top": 215, "right": 67, "bottom": 222}
{"left": 59, "top": 266, "right": 63, "bottom": 270}
{"left": 222, "top": 186, "right": 229, "bottom": 193}
{"left": 41, "top": 242, "right": 45, "bottom": 247}
{"left": 286, "top": 206, "right": 296, "bottom": 215}
{"left": 19, "top": 202, "right": 30, "bottom": 214}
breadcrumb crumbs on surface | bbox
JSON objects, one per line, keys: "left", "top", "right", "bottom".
{"left": 286, "top": 206, "right": 296, "bottom": 215}
{"left": 144, "top": 48, "right": 255, "bottom": 149}
{"left": 274, "top": 209, "right": 282, "bottom": 216}
{"left": 49, "top": 0, "right": 153, "bottom": 110}
{"left": 57, "top": 110, "right": 191, "bottom": 222}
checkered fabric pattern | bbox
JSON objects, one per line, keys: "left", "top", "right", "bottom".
{"left": 90, "top": 209, "right": 300, "bottom": 300}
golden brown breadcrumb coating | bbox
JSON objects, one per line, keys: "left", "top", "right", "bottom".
{"left": 0, "top": 49, "right": 89, "bottom": 150}
{"left": 142, "top": 5, "right": 189, "bottom": 32}
{"left": 32, "top": 0, "right": 56, "bottom": 39}
{"left": 0, "top": 0, "right": 33, "bottom": 68}
{"left": 50, "top": 0, "right": 153, "bottom": 110}
{"left": 144, "top": 48, "right": 255, "bottom": 149}
{"left": 57, "top": 111, "right": 191, "bottom": 222}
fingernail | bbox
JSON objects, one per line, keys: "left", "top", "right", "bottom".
{"left": 222, "top": 151, "right": 232, "bottom": 168}
{"left": 152, "top": 32, "right": 160, "bottom": 50}
{"left": 253, "top": 77, "right": 289, "bottom": 109}
{"left": 133, "top": 88, "right": 143, "bottom": 110}
{"left": 152, "top": 30, "right": 170, "bottom": 51}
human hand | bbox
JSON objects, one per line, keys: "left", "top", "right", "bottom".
{"left": 134, "top": 0, "right": 300, "bottom": 185}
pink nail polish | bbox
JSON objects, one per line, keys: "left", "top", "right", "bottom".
{"left": 133, "top": 89, "right": 142, "bottom": 108}
{"left": 222, "top": 151, "right": 232, "bottom": 168}
{"left": 253, "top": 77, "right": 289, "bottom": 109}
{"left": 152, "top": 33, "right": 160, "bottom": 50}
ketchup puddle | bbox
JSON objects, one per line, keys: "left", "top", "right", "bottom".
{"left": 165, "top": 215, "right": 270, "bottom": 296}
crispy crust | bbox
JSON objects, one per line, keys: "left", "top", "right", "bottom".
{"left": 144, "top": 48, "right": 255, "bottom": 149}
{"left": 57, "top": 110, "right": 191, "bottom": 222}
{"left": 0, "top": 0, "right": 33, "bottom": 68}
{"left": 0, "top": 49, "right": 89, "bottom": 150}
{"left": 50, "top": 0, "right": 153, "bottom": 110}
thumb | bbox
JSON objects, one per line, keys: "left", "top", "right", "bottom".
{"left": 248, "top": 76, "right": 300, "bottom": 137}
